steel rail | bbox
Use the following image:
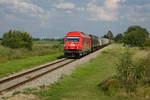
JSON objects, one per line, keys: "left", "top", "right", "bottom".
{"left": 0, "top": 58, "right": 67, "bottom": 84}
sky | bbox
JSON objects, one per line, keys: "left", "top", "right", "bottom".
{"left": 0, "top": 0, "right": 150, "bottom": 38}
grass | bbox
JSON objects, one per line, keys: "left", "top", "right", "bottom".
{"left": 0, "top": 41, "right": 63, "bottom": 63}
{"left": 40, "top": 54, "right": 118, "bottom": 100}
{"left": 0, "top": 53, "right": 63, "bottom": 78}
{"left": 25, "top": 44, "right": 148, "bottom": 100}
{"left": 0, "top": 41, "right": 64, "bottom": 78}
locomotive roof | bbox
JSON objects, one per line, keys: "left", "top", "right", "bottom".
{"left": 66, "top": 31, "right": 90, "bottom": 37}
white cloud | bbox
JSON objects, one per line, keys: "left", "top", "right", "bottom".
{"left": 120, "top": 3, "right": 150, "bottom": 23}
{"left": 105, "top": 0, "right": 120, "bottom": 9}
{"left": 40, "top": 21, "right": 52, "bottom": 29}
{"left": 0, "top": 0, "right": 52, "bottom": 18}
{"left": 121, "top": 9, "right": 150, "bottom": 22}
{"left": 76, "top": 7, "right": 85, "bottom": 12}
{"left": 0, "top": 0, "right": 54, "bottom": 30}
{"left": 123, "top": 14, "right": 150, "bottom": 22}
{"left": 65, "top": 10, "right": 73, "bottom": 14}
{"left": 105, "top": 0, "right": 126, "bottom": 9}
{"left": 55, "top": 2, "right": 75, "bottom": 9}
{"left": 134, "top": 3, "right": 150, "bottom": 10}
{"left": 87, "top": 0, "right": 125, "bottom": 21}
{"left": 87, "top": 4, "right": 114, "bottom": 21}
{"left": 0, "top": 0, "right": 43, "bottom": 15}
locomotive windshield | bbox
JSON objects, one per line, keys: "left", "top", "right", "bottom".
{"left": 67, "top": 37, "right": 79, "bottom": 42}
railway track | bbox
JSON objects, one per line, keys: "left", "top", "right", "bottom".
{"left": 0, "top": 58, "right": 76, "bottom": 94}
{"left": 0, "top": 44, "right": 110, "bottom": 94}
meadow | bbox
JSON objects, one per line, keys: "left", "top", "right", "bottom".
{"left": 0, "top": 41, "right": 64, "bottom": 78}
{"left": 17, "top": 43, "right": 150, "bottom": 100}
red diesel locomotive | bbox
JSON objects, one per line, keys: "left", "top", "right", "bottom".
{"left": 64, "top": 32, "right": 91, "bottom": 58}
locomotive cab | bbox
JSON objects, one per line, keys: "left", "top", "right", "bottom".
{"left": 65, "top": 36, "right": 80, "bottom": 50}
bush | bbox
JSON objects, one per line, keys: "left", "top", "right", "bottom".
{"left": 114, "top": 33, "right": 123, "bottom": 43}
{"left": 116, "top": 49, "right": 137, "bottom": 93}
{"left": 142, "top": 54, "right": 150, "bottom": 83}
{"left": 1, "top": 30, "right": 33, "bottom": 49}
{"left": 99, "top": 49, "right": 150, "bottom": 95}
{"left": 99, "top": 77, "right": 122, "bottom": 95}
{"left": 144, "top": 39, "right": 150, "bottom": 48}
{"left": 116, "top": 49, "right": 150, "bottom": 93}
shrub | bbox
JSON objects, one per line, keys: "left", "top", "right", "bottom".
{"left": 1, "top": 30, "right": 33, "bottom": 49}
{"left": 141, "top": 53, "right": 150, "bottom": 83}
{"left": 144, "top": 39, "right": 150, "bottom": 48}
{"left": 116, "top": 49, "right": 137, "bottom": 93}
{"left": 99, "top": 77, "right": 122, "bottom": 95}
{"left": 100, "top": 49, "right": 150, "bottom": 94}
{"left": 114, "top": 33, "right": 123, "bottom": 43}
{"left": 116, "top": 49, "right": 150, "bottom": 93}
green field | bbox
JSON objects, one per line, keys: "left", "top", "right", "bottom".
{"left": 20, "top": 44, "right": 148, "bottom": 100}
{"left": 0, "top": 41, "right": 64, "bottom": 78}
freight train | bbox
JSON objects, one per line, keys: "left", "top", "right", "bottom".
{"left": 64, "top": 31, "right": 110, "bottom": 58}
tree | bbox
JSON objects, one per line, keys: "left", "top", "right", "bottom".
{"left": 22, "top": 32, "right": 33, "bottom": 49}
{"left": 125, "top": 25, "right": 149, "bottom": 37}
{"left": 33, "top": 38, "right": 40, "bottom": 41}
{"left": 1, "top": 30, "right": 33, "bottom": 49}
{"left": 103, "top": 35, "right": 109, "bottom": 39}
{"left": 123, "top": 26, "right": 148, "bottom": 47}
{"left": 114, "top": 33, "right": 123, "bottom": 43}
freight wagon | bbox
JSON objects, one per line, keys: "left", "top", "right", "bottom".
{"left": 89, "top": 34, "right": 100, "bottom": 52}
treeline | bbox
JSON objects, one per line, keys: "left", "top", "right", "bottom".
{"left": 114, "top": 25, "right": 150, "bottom": 48}
{"left": 33, "top": 38, "right": 63, "bottom": 42}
